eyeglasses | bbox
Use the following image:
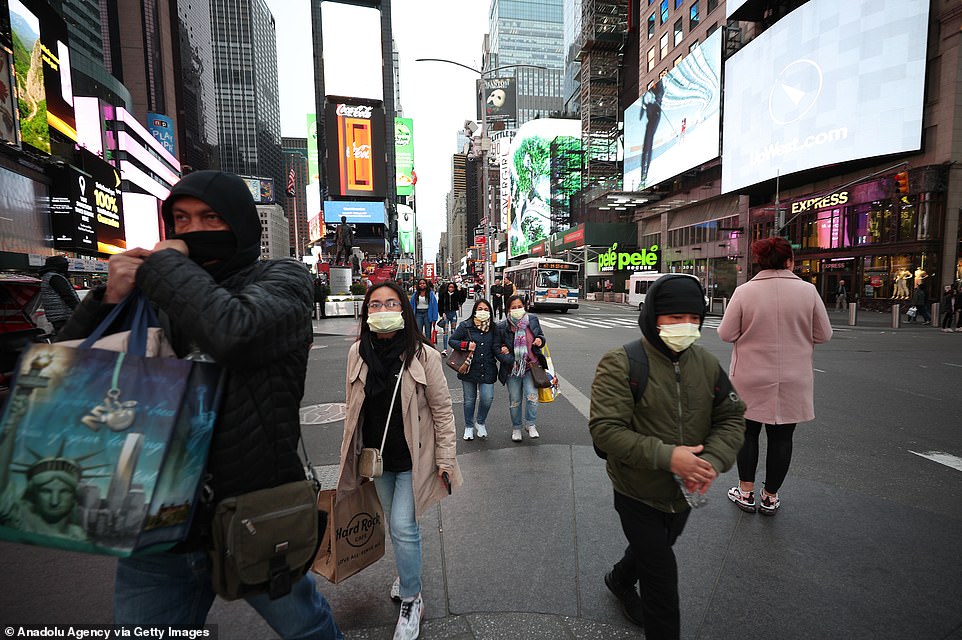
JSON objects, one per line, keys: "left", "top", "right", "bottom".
{"left": 367, "top": 300, "right": 403, "bottom": 311}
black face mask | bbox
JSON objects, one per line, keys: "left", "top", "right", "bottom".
{"left": 174, "top": 231, "right": 237, "bottom": 267}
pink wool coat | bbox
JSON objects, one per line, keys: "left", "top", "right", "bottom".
{"left": 717, "top": 269, "right": 833, "bottom": 424}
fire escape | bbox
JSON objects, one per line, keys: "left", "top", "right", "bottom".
{"left": 578, "top": 0, "right": 628, "bottom": 191}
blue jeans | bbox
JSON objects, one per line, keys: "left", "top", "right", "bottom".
{"left": 113, "top": 550, "right": 342, "bottom": 639}
{"left": 415, "top": 309, "right": 431, "bottom": 339}
{"left": 443, "top": 310, "right": 458, "bottom": 349}
{"left": 374, "top": 471, "right": 422, "bottom": 599}
{"left": 506, "top": 371, "right": 538, "bottom": 428}
{"left": 462, "top": 380, "right": 494, "bottom": 427}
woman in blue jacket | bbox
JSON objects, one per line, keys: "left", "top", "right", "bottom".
{"left": 409, "top": 278, "right": 439, "bottom": 341}
{"left": 495, "top": 295, "right": 547, "bottom": 443}
{"left": 449, "top": 299, "right": 499, "bottom": 441}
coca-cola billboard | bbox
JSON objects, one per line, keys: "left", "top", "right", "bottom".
{"left": 325, "top": 97, "right": 387, "bottom": 199}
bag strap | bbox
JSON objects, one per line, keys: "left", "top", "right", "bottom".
{"left": 377, "top": 360, "right": 406, "bottom": 455}
{"left": 623, "top": 339, "right": 650, "bottom": 404}
{"left": 79, "top": 290, "right": 160, "bottom": 356}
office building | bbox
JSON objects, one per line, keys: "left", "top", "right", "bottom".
{"left": 171, "top": 0, "right": 219, "bottom": 171}
{"left": 282, "top": 137, "right": 311, "bottom": 258}
{"left": 211, "top": 0, "right": 284, "bottom": 200}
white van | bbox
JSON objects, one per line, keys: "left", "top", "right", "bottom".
{"left": 628, "top": 272, "right": 709, "bottom": 311}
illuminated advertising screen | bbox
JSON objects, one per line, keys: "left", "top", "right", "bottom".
{"left": 320, "top": 2, "right": 383, "bottom": 101}
{"left": 147, "top": 112, "right": 176, "bottom": 156}
{"left": 0, "top": 51, "right": 17, "bottom": 146}
{"left": 477, "top": 77, "right": 517, "bottom": 123}
{"left": 397, "top": 203, "right": 415, "bottom": 253}
{"left": 307, "top": 213, "right": 324, "bottom": 243}
{"left": 122, "top": 192, "right": 161, "bottom": 251}
{"left": 51, "top": 150, "right": 126, "bottom": 254}
{"left": 9, "top": 0, "right": 49, "bottom": 152}
{"left": 624, "top": 29, "right": 721, "bottom": 192}
{"left": 325, "top": 200, "right": 385, "bottom": 225}
{"left": 325, "top": 99, "right": 387, "bottom": 198}
{"left": 507, "top": 118, "right": 581, "bottom": 258}
{"left": 395, "top": 117, "right": 414, "bottom": 196}
{"left": 721, "top": 0, "right": 928, "bottom": 194}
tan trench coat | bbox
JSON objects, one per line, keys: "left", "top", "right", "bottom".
{"left": 717, "top": 269, "right": 833, "bottom": 424}
{"left": 338, "top": 341, "right": 463, "bottom": 518}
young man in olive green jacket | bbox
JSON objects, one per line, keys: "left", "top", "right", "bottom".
{"left": 589, "top": 274, "right": 745, "bottom": 640}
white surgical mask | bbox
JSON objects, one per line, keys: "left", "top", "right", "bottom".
{"left": 474, "top": 310, "right": 491, "bottom": 322}
{"left": 509, "top": 308, "right": 526, "bottom": 321}
{"left": 367, "top": 312, "right": 404, "bottom": 333}
{"left": 658, "top": 322, "right": 701, "bottom": 352}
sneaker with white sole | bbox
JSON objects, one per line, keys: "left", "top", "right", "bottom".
{"left": 463, "top": 427, "right": 474, "bottom": 441}
{"left": 393, "top": 594, "right": 424, "bottom": 640}
{"left": 727, "top": 486, "right": 756, "bottom": 513}
{"left": 526, "top": 425, "right": 540, "bottom": 438}
{"left": 758, "top": 492, "right": 780, "bottom": 516}
{"left": 390, "top": 576, "right": 401, "bottom": 601}
{"left": 511, "top": 429, "right": 522, "bottom": 442}
{"left": 475, "top": 423, "right": 488, "bottom": 439}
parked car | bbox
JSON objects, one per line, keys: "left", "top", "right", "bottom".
{"left": 0, "top": 274, "right": 45, "bottom": 404}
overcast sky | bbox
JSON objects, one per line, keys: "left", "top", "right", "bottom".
{"left": 264, "top": 0, "right": 489, "bottom": 264}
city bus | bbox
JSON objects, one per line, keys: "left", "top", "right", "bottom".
{"left": 503, "top": 258, "right": 580, "bottom": 312}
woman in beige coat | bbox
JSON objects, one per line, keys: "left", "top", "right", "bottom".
{"left": 339, "top": 282, "right": 462, "bottom": 640}
{"left": 717, "top": 237, "right": 832, "bottom": 515}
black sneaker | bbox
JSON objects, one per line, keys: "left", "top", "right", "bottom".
{"left": 604, "top": 570, "right": 645, "bottom": 628}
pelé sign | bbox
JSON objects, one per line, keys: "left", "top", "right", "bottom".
{"left": 598, "top": 243, "right": 660, "bottom": 273}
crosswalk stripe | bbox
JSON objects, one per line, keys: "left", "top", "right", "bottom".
{"left": 539, "top": 316, "right": 722, "bottom": 331}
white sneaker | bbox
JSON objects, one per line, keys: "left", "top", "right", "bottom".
{"left": 475, "top": 423, "right": 488, "bottom": 439}
{"left": 527, "top": 425, "right": 540, "bottom": 439}
{"left": 463, "top": 427, "right": 474, "bottom": 441}
{"left": 511, "top": 429, "right": 523, "bottom": 442}
{"left": 393, "top": 594, "right": 423, "bottom": 640}
{"left": 390, "top": 576, "right": 401, "bottom": 601}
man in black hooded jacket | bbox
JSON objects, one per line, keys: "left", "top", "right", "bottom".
{"left": 59, "top": 171, "right": 342, "bottom": 638}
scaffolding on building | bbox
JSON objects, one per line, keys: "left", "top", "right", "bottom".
{"left": 577, "top": 0, "right": 628, "bottom": 191}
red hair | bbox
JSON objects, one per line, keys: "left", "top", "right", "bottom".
{"left": 751, "top": 236, "right": 794, "bottom": 270}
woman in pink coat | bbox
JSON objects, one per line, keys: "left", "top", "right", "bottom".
{"left": 717, "top": 237, "right": 832, "bottom": 515}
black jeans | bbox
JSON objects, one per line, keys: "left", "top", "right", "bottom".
{"left": 492, "top": 298, "right": 504, "bottom": 319}
{"left": 736, "top": 419, "right": 797, "bottom": 494}
{"left": 612, "top": 490, "right": 690, "bottom": 640}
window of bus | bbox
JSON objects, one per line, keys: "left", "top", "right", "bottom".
{"left": 538, "top": 268, "right": 579, "bottom": 290}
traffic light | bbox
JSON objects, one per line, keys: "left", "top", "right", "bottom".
{"left": 894, "top": 171, "right": 909, "bottom": 194}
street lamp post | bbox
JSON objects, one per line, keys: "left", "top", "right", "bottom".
{"left": 415, "top": 58, "right": 546, "bottom": 302}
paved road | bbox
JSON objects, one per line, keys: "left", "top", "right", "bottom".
{"left": 2, "top": 301, "right": 961, "bottom": 639}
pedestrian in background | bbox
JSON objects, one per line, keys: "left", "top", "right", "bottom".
{"left": 60, "top": 171, "right": 342, "bottom": 638}
{"left": 449, "top": 298, "right": 498, "bottom": 441}
{"left": 409, "top": 278, "right": 438, "bottom": 342}
{"left": 438, "top": 281, "right": 462, "bottom": 356}
{"left": 955, "top": 285, "right": 962, "bottom": 331}
{"left": 313, "top": 275, "right": 329, "bottom": 319}
{"left": 835, "top": 279, "right": 848, "bottom": 311}
{"left": 39, "top": 255, "right": 80, "bottom": 333}
{"left": 910, "top": 283, "right": 931, "bottom": 323}
{"left": 940, "top": 285, "right": 956, "bottom": 332}
{"left": 490, "top": 278, "right": 504, "bottom": 320}
{"left": 718, "top": 236, "right": 832, "bottom": 516}
{"left": 590, "top": 274, "right": 745, "bottom": 639}
{"left": 341, "top": 281, "right": 462, "bottom": 640}
{"left": 496, "top": 295, "right": 546, "bottom": 443}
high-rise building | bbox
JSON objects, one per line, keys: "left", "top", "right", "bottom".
{"left": 211, "top": 0, "right": 284, "bottom": 200}
{"left": 562, "top": 0, "right": 582, "bottom": 115}
{"left": 487, "top": 0, "right": 566, "bottom": 125}
{"left": 282, "top": 137, "right": 311, "bottom": 258}
{"left": 170, "top": 0, "right": 219, "bottom": 171}
{"left": 46, "top": 0, "right": 104, "bottom": 67}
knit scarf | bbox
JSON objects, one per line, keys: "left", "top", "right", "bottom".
{"left": 473, "top": 314, "right": 490, "bottom": 333}
{"left": 509, "top": 313, "right": 530, "bottom": 377}
{"left": 360, "top": 332, "right": 406, "bottom": 398}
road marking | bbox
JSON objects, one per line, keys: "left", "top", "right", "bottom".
{"left": 944, "top": 363, "right": 962, "bottom": 368}
{"left": 909, "top": 450, "right": 962, "bottom": 472}
{"left": 311, "top": 344, "right": 328, "bottom": 350}
{"left": 555, "top": 373, "right": 591, "bottom": 420}
{"left": 814, "top": 368, "right": 826, "bottom": 373}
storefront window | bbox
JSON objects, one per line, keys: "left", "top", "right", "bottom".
{"left": 897, "top": 198, "right": 916, "bottom": 241}
{"left": 862, "top": 255, "right": 890, "bottom": 299}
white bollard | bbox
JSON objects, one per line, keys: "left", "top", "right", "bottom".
{"left": 892, "top": 304, "right": 900, "bottom": 329}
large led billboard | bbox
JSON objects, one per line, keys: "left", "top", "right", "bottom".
{"left": 721, "top": 0, "right": 928, "bottom": 194}
{"left": 51, "top": 150, "right": 126, "bottom": 254}
{"left": 241, "top": 176, "right": 275, "bottom": 204}
{"left": 320, "top": 2, "right": 383, "bottom": 101}
{"left": 624, "top": 29, "right": 721, "bottom": 192}
{"left": 397, "top": 203, "right": 415, "bottom": 253}
{"left": 0, "top": 51, "right": 17, "bottom": 146}
{"left": 325, "top": 99, "right": 387, "bottom": 198}
{"left": 395, "top": 117, "right": 414, "bottom": 196}
{"left": 507, "top": 118, "right": 581, "bottom": 258}
{"left": 324, "top": 200, "right": 385, "bottom": 225}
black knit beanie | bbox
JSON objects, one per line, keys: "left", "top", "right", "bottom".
{"left": 652, "top": 275, "right": 705, "bottom": 317}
